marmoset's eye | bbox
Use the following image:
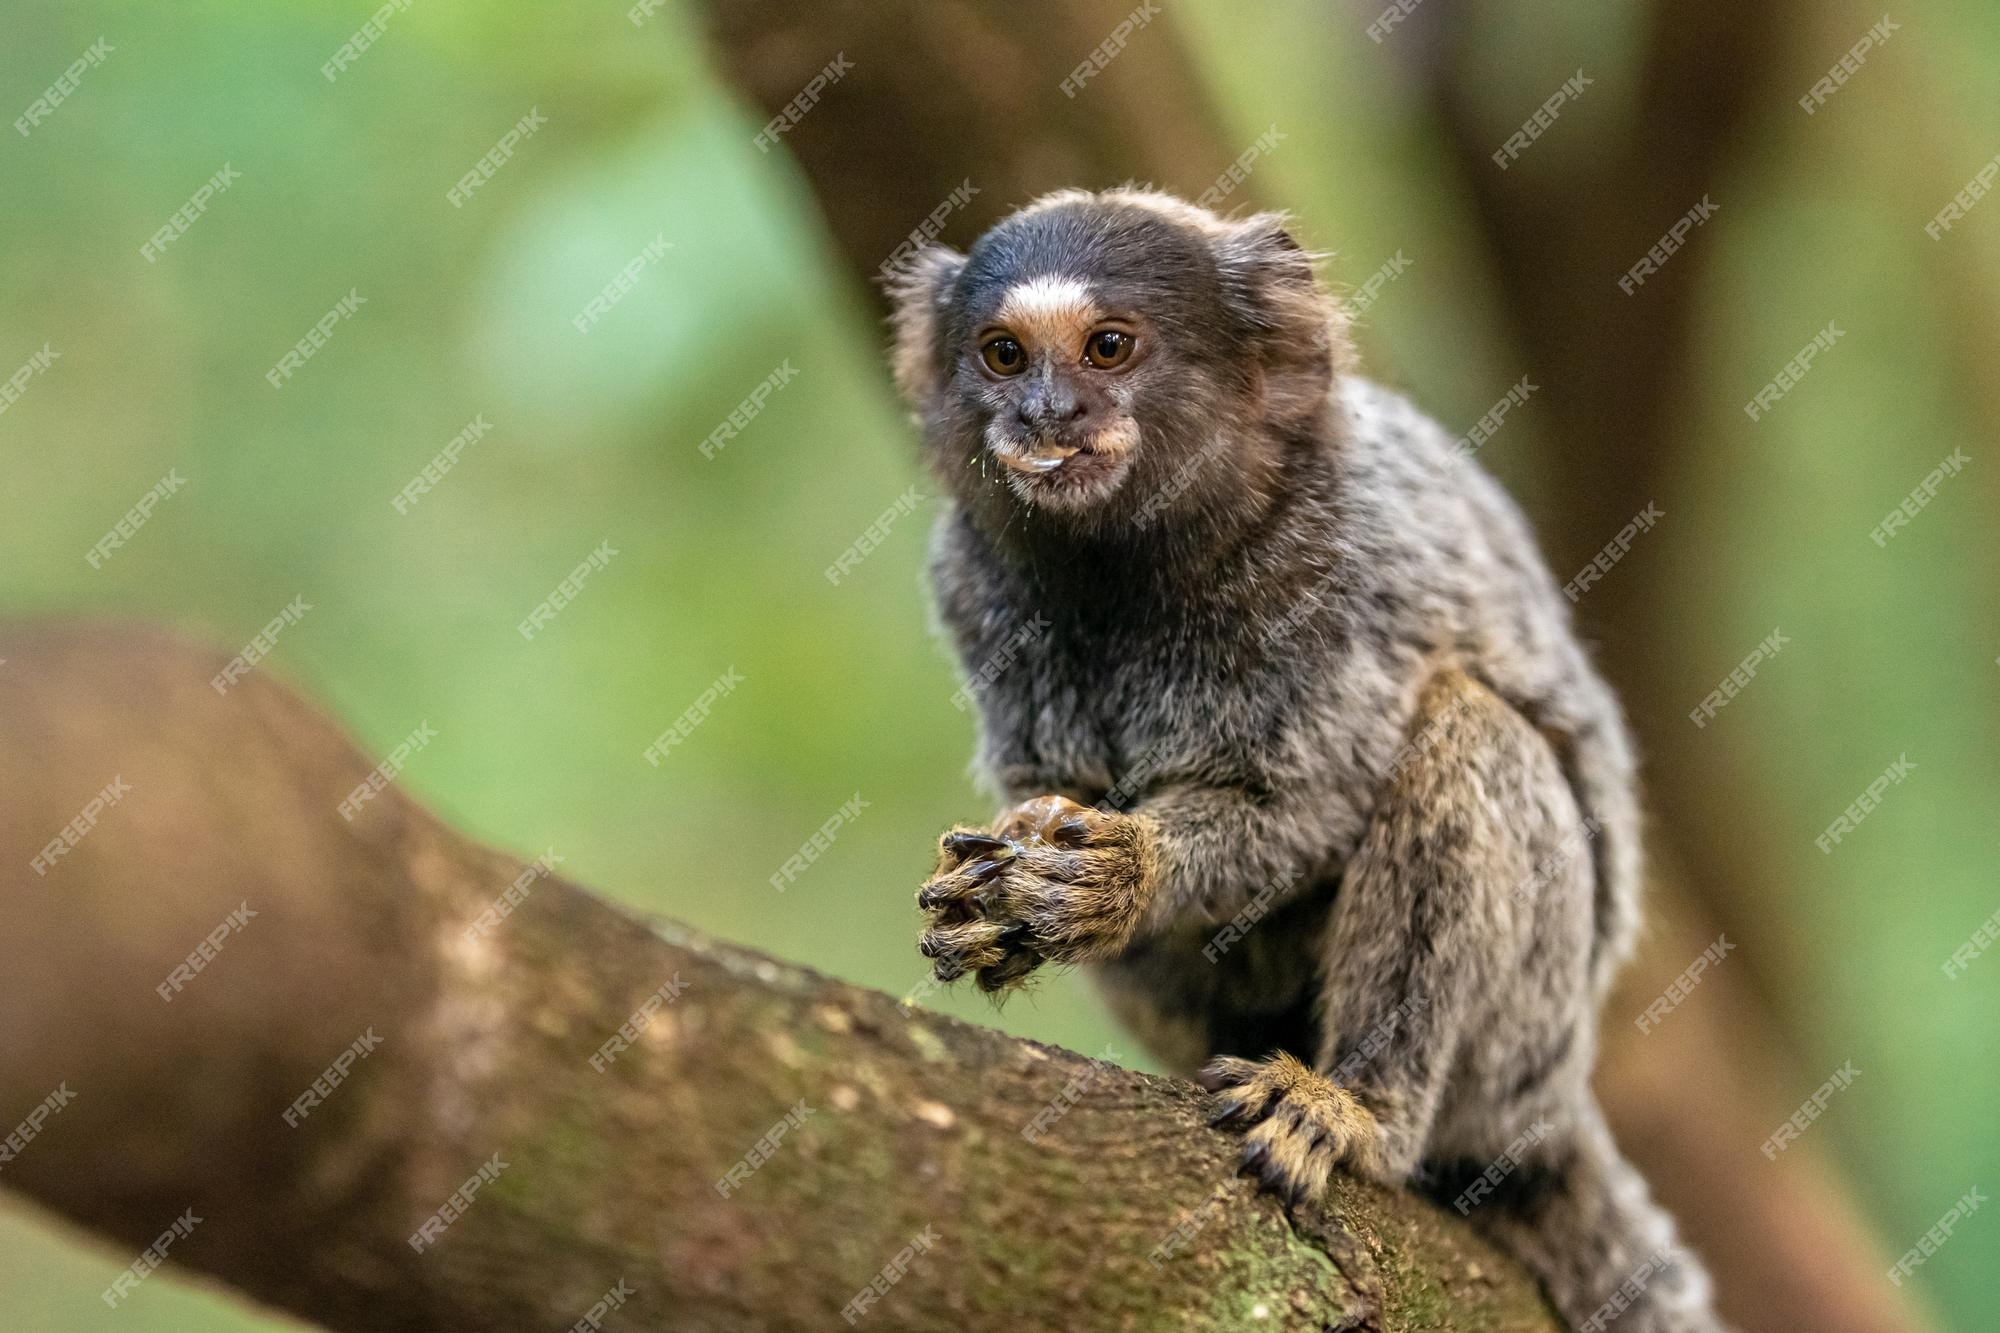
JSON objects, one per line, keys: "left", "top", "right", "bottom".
{"left": 1083, "top": 329, "right": 1135, "bottom": 369}
{"left": 980, "top": 336, "right": 1026, "bottom": 376}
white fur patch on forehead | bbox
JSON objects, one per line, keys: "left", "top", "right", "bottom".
{"left": 995, "top": 275, "right": 1100, "bottom": 351}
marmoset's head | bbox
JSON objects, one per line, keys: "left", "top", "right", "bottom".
{"left": 888, "top": 188, "right": 1350, "bottom": 528}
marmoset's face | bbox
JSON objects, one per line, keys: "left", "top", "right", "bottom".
{"left": 954, "top": 271, "right": 1154, "bottom": 512}
{"left": 948, "top": 207, "right": 1223, "bottom": 514}
{"left": 890, "top": 190, "right": 1340, "bottom": 527}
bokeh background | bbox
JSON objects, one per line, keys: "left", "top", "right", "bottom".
{"left": 2, "top": 0, "right": 1994, "bottom": 1328}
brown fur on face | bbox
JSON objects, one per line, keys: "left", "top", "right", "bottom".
{"left": 882, "top": 188, "right": 1356, "bottom": 536}
{"left": 990, "top": 274, "right": 1101, "bottom": 357}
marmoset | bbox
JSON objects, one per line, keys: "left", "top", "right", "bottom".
{"left": 889, "top": 188, "right": 1727, "bottom": 1333}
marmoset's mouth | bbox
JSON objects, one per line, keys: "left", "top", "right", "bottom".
{"left": 990, "top": 423, "right": 1140, "bottom": 511}
{"left": 996, "top": 445, "right": 1083, "bottom": 475}
{"left": 992, "top": 417, "right": 1139, "bottom": 475}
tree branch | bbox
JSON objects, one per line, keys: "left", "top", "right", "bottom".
{"left": 0, "top": 622, "right": 1560, "bottom": 1331}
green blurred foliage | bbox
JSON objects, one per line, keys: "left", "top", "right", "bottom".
{"left": 1, "top": 1, "right": 1993, "bottom": 1328}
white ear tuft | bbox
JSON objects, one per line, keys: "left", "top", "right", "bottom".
{"left": 884, "top": 246, "right": 968, "bottom": 408}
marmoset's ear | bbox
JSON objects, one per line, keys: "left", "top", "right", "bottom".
{"left": 1210, "top": 212, "right": 1353, "bottom": 426}
{"left": 884, "top": 245, "right": 968, "bottom": 410}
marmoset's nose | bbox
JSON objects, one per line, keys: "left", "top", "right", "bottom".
{"left": 1016, "top": 377, "right": 1088, "bottom": 433}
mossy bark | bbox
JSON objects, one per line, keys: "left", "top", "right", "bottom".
{"left": 0, "top": 622, "right": 1562, "bottom": 1331}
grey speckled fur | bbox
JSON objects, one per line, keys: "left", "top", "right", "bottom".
{"left": 892, "top": 188, "right": 1728, "bottom": 1332}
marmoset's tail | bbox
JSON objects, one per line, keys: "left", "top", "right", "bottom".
{"left": 1443, "top": 1099, "right": 1731, "bottom": 1333}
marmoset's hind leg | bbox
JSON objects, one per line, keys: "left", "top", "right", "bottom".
{"left": 1201, "top": 667, "right": 1575, "bottom": 1192}
{"left": 1201, "top": 668, "right": 1727, "bottom": 1330}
